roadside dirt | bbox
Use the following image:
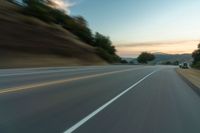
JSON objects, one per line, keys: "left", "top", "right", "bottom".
{"left": 177, "top": 68, "right": 200, "bottom": 90}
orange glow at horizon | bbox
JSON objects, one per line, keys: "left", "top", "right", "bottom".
{"left": 116, "top": 40, "right": 199, "bottom": 57}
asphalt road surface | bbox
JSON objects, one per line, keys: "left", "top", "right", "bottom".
{"left": 0, "top": 65, "right": 200, "bottom": 133}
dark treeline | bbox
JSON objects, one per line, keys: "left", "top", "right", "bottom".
{"left": 192, "top": 44, "right": 200, "bottom": 68}
{"left": 13, "top": 0, "right": 120, "bottom": 63}
{"left": 162, "top": 61, "right": 179, "bottom": 66}
{"left": 137, "top": 52, "right": 155, "bottom": 64}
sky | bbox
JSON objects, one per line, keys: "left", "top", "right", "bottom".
{"left": 19, "top": 0, "right": 200, "bottom": 57}
{"left": 66, "top": 0, "right": 200, "bottom": 57}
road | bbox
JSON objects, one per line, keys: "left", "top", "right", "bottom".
{"left": 0, "top": 65, "right": 200, "bottom": 133}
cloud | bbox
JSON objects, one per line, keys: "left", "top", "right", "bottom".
{"left": 49, "top": 0, "right": 76, "bottom": 14}
{"left": 115, "top": 40, "right": 198, "bottom": 48}
{"left": 115, "top": 40, "right": 199, "bottom": 57}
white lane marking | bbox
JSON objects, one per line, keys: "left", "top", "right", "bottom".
{"left": 63, "top": 70, "right": 157, "bottom": 133}
{"left": 0, "top": 67, "right": 145, "bottom": 94}
{"left": 0, "top": 67, "right": 107, "bottom": 77}
{"left": 0, "top": 66, "right": 146, "bottom": 77}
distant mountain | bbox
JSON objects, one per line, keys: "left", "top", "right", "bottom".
{"left": 121, "top": 58, "right": 135, "bottom": 62}
{"left": 152, "top": 53, "right": 192, "bottom": 64}
{"left": 122, "top": 53, "right": 193, "bottom": 65}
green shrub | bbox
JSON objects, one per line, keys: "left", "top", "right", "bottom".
{"left": 96, "top": 48, "right": 120, "bottom": 63}
{"left": 192, "top": 61, "right": 200, "bottom": 69}
{"left": 94, "top": 32, "right": 116, "bottom": 55}
{"left": 22, "top": 0, "right": 55, "bottom": 23}
{"left": 192, "top": 44, "right": 200, "bottom": 65}
{"left": 137, "top": 52, "right": 155, "bottom": 64}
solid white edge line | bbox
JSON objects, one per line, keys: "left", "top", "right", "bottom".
{"left": 63, "top": 70, "right": 157, "bottom": 133}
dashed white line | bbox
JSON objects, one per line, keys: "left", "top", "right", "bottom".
{"left": 63, "top": 70, "right": 157, "bottom": 133}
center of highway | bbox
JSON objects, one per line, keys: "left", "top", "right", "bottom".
{"left": 64, "top": 70, "right": 157, "bottom": 133}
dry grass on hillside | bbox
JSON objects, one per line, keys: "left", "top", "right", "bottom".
{"left": 0, "top": 1, "right": 106, "bottom": 68}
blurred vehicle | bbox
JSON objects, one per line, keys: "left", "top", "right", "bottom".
{"left": 179, "top": 62, "right": 189, "bottom": 69}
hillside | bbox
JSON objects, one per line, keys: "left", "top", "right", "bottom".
{"left": 0, "top": 0, "right": 107, "bottom": 68}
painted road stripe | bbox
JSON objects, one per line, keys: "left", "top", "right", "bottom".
{"left": 0, "top": 67, "right": 146, "bottom": 95}
{"left": 0, "top": 67, "right": 106, "bottom": 77}
{"left": 63, "top": 70, "right": 157, "bottom": 133}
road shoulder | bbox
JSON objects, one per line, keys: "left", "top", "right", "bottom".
{"left": 176, "top": 68, "right": 200, "bottom": 96}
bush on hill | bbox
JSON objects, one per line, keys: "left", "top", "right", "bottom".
{"left": 192, "top": 44, "right": 200, "bottom": 69}
{"left": 19, "top": 0, "right": 120, "bottom": 63}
